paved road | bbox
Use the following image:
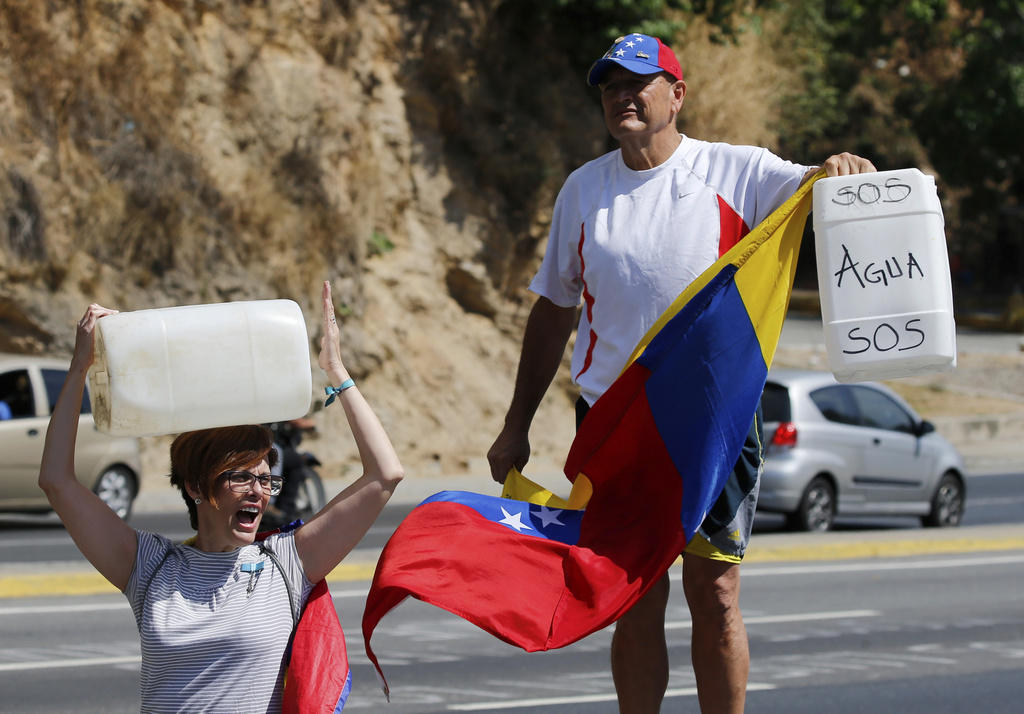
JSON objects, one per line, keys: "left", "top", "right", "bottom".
{"left": 1, "top": 317, "right": 1020, "bottom": 711}
{"left": 1, "top": 528, "right": 1022, "bottom": 713}
{"left": 1, "top": 472, "right": 1021, "bottom": 713}
{"left": 1, "top": 472, "right": 1021, "bottom": 573}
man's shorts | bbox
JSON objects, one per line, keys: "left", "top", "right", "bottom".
{"left": 575, "top": 396, "right": 763, "bottom": 565}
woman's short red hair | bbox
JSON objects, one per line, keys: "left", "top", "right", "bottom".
{"left": 169, "top": 425, "right": 277, "bottom": 529}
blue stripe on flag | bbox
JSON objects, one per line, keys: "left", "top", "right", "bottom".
{"left": 334, "top": 669, "right": 352, "bottom": 713}
{"left": 420, "top": 491, "right": 583, "bottom": 545}
{"left": 641, "top": 266, "right": 768, "bottom": 539}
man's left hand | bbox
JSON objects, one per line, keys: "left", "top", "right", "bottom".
{"left": 821, "top": 152, "right": 876, "bottom": 176}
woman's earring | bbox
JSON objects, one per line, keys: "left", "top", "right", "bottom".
{"left": 194, "top": 497, "right": 201, "bottom": 505}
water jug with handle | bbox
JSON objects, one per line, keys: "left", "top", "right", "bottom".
{"left": 812, "top": 167, "right": 956, "bottom": 383}
{"left": 88, "top": 299, "right": 313, "bottom": 436}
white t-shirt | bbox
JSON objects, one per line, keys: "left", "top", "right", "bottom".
{"left": 530, "top": 134, "right": 809, "bottom": 404}
{"left": 125, "top": 531, "right": 313, "bottom": 714}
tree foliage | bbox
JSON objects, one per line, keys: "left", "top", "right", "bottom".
{"left": 777, "top": 0, "right": 1024, "bottom": 298}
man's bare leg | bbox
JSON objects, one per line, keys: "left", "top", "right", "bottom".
{"left": 682, "top": 555, "right": 748, "bottom": 713}
{"left": 611, "top": 572, "right": 671, "bottom": 714}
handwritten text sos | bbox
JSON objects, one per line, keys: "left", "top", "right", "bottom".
{"left": 831, "top": 177, "right": 912, "bottom": 207}
{"left": 841, "top": 319, "right": 925, "bottom": 355}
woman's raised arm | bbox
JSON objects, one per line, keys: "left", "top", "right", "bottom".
{"left": 38, "top": 304, "right": 137, "bottom": 591}
{"left": 294, "top": 281, "right": 403, "bottom": 583}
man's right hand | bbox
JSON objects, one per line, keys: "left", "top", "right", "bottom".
{"left": 487, "top": 426, "right": 531, "bottom": 484}
{"left": 486, "top": 296, "right": 577, "bottom": 485}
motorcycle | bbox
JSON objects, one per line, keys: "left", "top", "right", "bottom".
{"left": 263, "top": 417, "right": 327, "bottom": 529}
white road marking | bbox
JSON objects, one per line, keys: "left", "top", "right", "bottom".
{"left": 665, "top": 609, "right": 879, "bottom": 630}
{"left": 447, "top": 683, "right": 776, "bottom": 710}
{"left": 331, "top": 588, "right": 368, "bottom": 598}
{"left": 0, "top": 655, "right": 140, "bottom": 672}
{"left": 0, "top": 602, "right": 126, "bottom": 616}
{"left": 743, "top": 553, "right": 1024, "bottom": 577}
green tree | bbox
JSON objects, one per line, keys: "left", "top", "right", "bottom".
{"left": 775, "top": 0, "right": 1023, "bottom": 300}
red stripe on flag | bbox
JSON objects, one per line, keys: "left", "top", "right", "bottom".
{"left": 551, "top": 367, "right": 686, "bottom": 647}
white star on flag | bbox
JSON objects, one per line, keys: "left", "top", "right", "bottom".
{"left": 534, "top": 506, "right": 565, "bottom": 528}
{"left": 615, "top": 48, "right": 626, "bottom": 57}
{"left": 498, "top": 507, "right": 533, "bottom": 532}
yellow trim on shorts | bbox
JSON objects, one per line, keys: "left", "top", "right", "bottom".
{"left": 684, "top": 533, "right": 743, "bottom": 564}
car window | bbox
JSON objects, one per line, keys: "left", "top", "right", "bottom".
{"left": 41, "top": 368, "right": 91, "bottom": 415}
{"left": 809, "top": 385, "right": 859, "bottom": 425}
{"left": 0, "top": 369, "right": 36, "bottom": 419}
{"left": 848, "top": 386, "right": 917, "bottom": 433}
{"left": 761, "top": 383, "right": 791, "bottom": 422}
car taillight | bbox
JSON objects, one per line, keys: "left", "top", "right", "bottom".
{"left": 771, "top": 422, "right": 797, "bottom": 448}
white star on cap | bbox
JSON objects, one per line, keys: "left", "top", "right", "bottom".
{"left": 625, "top": 41, "right": 636, "bottom": 48}
{"left": 615, "top": 48, "right": 626, "bottom": 57}
{"left": 498, "top": 506, "right": 533, "bottom": 532}
{"left": 534, "top": 506, "right": 565, "bottom": 528}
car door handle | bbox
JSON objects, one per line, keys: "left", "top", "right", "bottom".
{"left": 27, "top": 428, "right": 39, "bottom": 436}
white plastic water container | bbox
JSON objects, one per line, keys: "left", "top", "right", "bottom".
{"left": 88, "top": 300, "right": 312, "bottom": 436}
{"left": 813, "top": 168, "right": 956, "bottom": 382}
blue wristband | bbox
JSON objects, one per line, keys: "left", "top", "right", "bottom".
{"left": 324, "top": 379, "right": 355, "bottom": 406}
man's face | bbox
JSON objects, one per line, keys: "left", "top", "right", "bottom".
{"left": 598, "top": 67, "right": 685, "bottom": 143}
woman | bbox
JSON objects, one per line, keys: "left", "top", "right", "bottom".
{"left": 38, "top": 281, "right": 403, "bottom": 713}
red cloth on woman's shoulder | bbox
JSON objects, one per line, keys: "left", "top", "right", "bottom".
{"left": 258, "top": 525, "right": 351, "bottom": 713}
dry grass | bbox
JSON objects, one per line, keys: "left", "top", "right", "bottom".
{"left": 673, "top": 14, "right": 798, "bottom": 150}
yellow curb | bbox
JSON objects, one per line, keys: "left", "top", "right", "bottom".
{"left": 0, "top": 560, "right": 383, "bottom": 599}
{"left": 0, "top": 572, "right": 120, "bottom": 598}
{"left": 325, "top": 561, "right": 378, "bottom": 583}
{"left": 3, "top": 537, "right": 1023, "bottom": 599}
{"left": 745, "top": 536, "right": 1024, "bottom": 563}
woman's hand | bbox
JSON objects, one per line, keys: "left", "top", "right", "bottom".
{"left": 297, "top": 281, "right": 403, "bottom": 583}
{"left": 318, "top": 281, "right": 350, "bottom": 385}
{"left": 39, "top": 301, "right": 135, "bottom": 592}
{"left": 72, "top": 304, "right": 118, "bottom": 372}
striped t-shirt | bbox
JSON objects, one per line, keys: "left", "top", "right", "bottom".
{"left": 124, "top": 531, "right": 313, "bottom": 713}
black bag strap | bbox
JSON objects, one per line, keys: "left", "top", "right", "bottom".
{"left": 259, "top": 540, "right": 299, "bottom": 630}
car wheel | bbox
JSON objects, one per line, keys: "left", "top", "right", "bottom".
{"left": 787, "top": 477, "right": 836, "bottom": 532}
{"left": 922, "top": 472, "right": 964, "bottom": 528}
{"left": 93, "top": 465, "right": 138, "bottom": 520}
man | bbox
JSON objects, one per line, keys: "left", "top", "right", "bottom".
{"left": 487, "top": 33, "right": 875, "bottom": 714}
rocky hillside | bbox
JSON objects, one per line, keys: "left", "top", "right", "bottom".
{"left": 0, "top": 1, "right": 806, "bottom": 483}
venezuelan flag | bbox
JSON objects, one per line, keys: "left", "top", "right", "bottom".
{"left": 362, "top": 172, "right": 821, "bottom": 694}
{"left": 565, "top": 171, "right": 817, "bottom": 541}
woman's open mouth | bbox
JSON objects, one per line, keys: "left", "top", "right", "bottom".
{"left": 236, "top": 505, "right": 262, "bottom": 529}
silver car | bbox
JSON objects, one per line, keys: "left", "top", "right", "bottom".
{"left": 758, "top": 368, "right": 966, "bottom": 531}
{"left": 0, "top": 354, "right": 142, "bottom": 519}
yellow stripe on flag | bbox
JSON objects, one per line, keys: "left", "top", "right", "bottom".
{"left": 501, "top": 468, "right": 592, "bottom": 509}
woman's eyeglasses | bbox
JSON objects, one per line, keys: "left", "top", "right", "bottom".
{"left": 220, "top": 470, "right": 284, "bottom": 496}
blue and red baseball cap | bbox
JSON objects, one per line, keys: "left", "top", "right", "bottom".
{"left": 587, "top": 33, "right": 683, "bottom": 87}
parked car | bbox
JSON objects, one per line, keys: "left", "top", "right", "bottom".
{"left": 758, "top": 368, "right": 966, "bottom": 532}
{"left": 0, "top": 354, "right": 142, "bottom": 519}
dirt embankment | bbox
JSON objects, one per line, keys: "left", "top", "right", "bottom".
{"left": 5, "top": 2, "right": 1019, "bottom": 491}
